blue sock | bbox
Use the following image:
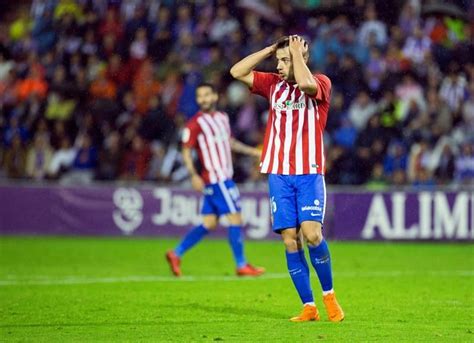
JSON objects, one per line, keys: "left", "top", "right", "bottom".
{"left": 174, "top": 224, "right": 209, "bottom": 257}
{"left": 299, "top": 249, "right": 310, "bottom": 275}
{"left": 286, "top": 250, "right": 314, "bottom": 304}
{"left": 308, "top": 239, "right": 334, "bottom": 292}
{"left": 228, "top": 225, "right": 247, "bottom": 268}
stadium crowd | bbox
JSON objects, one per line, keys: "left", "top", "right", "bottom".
{"left": 0, "top": 0, "right": 473, "bottom": 188}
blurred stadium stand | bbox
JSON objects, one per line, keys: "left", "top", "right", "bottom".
{"left": 0, "top": 0, "right": 473, "bottom": 189}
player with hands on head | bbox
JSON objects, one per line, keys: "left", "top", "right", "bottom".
{"left": 231, "top": 35, "right": 344, "bottom": 322}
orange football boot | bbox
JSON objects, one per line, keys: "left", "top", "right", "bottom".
{"left": 323, "top": 292, "right": 345, "bottom": 322}
{"left": 165, "top": 250, "right": 182, "bottom": 277}
{"left": 236, "top": 263, "right": 265, "bottom": 276}
{"left": 290, "top": 304, "right": 320, "bottom": 322}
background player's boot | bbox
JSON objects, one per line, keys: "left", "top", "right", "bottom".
{"left": 323, "top": 292, "right": 344, "bottom": 322}
{"left": 290, "top": 304, "right": 320, "bottom": 322}
{"left": 236, "top": 263, "right": 265, "bottom": 276}
{"left": 166, "top": 251, "right": 182, "bottom": 277}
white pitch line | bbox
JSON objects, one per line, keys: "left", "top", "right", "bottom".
{"left": 0, "top": 270, "right": 473, "bottom": 286}
{"left": 0, "top": 273, "right": 289, "bottom": 286}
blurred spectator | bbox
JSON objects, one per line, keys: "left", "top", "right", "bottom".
{"left": 149, "top": 6, "right": 172, "bottom": 62}
{"left": 348, "top": 90, "right": 377, "bottom": 132}
{"left": 357, "top": 4, "right": 387, "bottom": 47}
{"left": 365, "top": 47, "right": 386, "bottom": 93}
{"left": 439, "top": 63, "right": 468, "bottom": 112}
{"left": 89, "top": 69, "right": 117, "bottom": 100}
{"left": 129, "top": 27, "right": 148, "bottom": 62}
{"left": 455, "top": 143, "right": 474, "bottom": 184}
{"left": 97, "top": 131, "right": 122, "bottom": 180}
{"left": 62, "top": 133, "right": 97, "bottom": 184}
{"left": 0, "top": 53, "right": 14, "bottom": 81}
{"left": 99, "top": 9, "right": 123, "bottom": 41}
{"left": 47, "top": 136, "right": 75, "bottom": 178}
{"left": 412, "top": 167, "right": 435, "bottom": 189}
{"left": 333, "top": 118, "right": 357, "bottom": 149}
{"left": 9, "top": 8, "right": 32, "bottom": 42}
{"left": 402, "top": 25, "right": 431, "bottom": 67}
{"left": 120, "top": 135, "right": 151, "bottom": 181}
{"left": 408, "top": 140, "right": 432, "bottom": 182}
{"left": 25, "top": 133, "right": 52, "bottom": 180}
{"left": 16, "top": 67, "right": 48, "bottom": 101}
{"left": 463, "top": 82, "right": 474, "bottom": 130}
{"left": 133, "top": 60, "right": 160, "bottom": 115}
{"left": 365, "top": 163, "right": 388, "bottom": 191}
{"left": 398, "top": 1, "right": 419, "bottom": 37}
{"left": 3, "top": 134, "right": 26, "bottom": 178}
{"left": 209, "top": 5, "right": 239, "bottom": 42}
{"left": 383, "top": 142, "right": 408, "bottom": 176}
{"left": 105, "top": 54, "right": 129, "bottom": 90}
{"left": 435, "top": 145, "right": 455, "bottom": 183}
{"left": 172, "top": 4, "right": 194, "bottom": 40}
{"left": 395, "top": 74, "right": 426, "bottom": 121}
{"left": 4, "top": 116, "right": 28, "bottom": 146}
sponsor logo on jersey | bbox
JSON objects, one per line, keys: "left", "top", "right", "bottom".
{"left": 274, "top": 100, "right": 306, "bottom": 111}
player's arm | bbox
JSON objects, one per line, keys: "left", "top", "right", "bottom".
{"left": 289, "top": 35, "right": 317, "bottom": 96}
{"left": 230, "top": 139, "right": 261, "bottom": 158}
{"left": 230, "top": 44, "right": 277, "bottom": 88}
{"left": 182, "top": 147, "right": 204, "bottom": 192}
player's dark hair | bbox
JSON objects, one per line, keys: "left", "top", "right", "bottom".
{"left": 275, "top": 36, "right": 310, "bottom": 59}
{"left": 275, "top": 37, "right": 290, "bottom": 50}
{"left": 196, "top": 82, "right": 217, "bottom": 93}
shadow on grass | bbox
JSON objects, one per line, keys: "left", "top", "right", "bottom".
{"left": 0, "top": 319, "right": 242, "bottom": 328}
{"left": 159, "top": 302, "right": 286, "bottom": 320}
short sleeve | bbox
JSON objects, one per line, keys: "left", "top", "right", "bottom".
{"left": 312, "top": 74, "right": 331, "bottom": 102}
{"left": 250, "top": 71, "right": 280, "bottom": 99}
{"left": 182, "top": 120, "right": 200, "bottom": 148}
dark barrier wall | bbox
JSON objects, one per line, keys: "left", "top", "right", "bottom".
{"left": 0, "top": 185, "right": 473, "bottom": 241}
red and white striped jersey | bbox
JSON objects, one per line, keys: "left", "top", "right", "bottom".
{"left": 250, "top": 71, "right": 331, "bottom": 175}
{"left": 182, "top": 111, "right": 233, "bottom": 184}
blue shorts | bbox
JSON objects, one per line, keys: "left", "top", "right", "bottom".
{"left": 268, "top": 174, "right": 326, "bottom": 233}
{"left": 201, "top": 179, "right": 241, "bottom": 217}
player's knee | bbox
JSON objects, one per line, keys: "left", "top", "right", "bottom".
{"left": 205, "top": 223, "right": 217, "bottom": 230}
{"left": 304, "top": 230, "right": 323, "bottom": 246}
{"left": 202, "top": 216, "right": 218, "bottom": 230}
{"left": 301, "top": 222, "right": 323, "bottom": 246}
{"left": 281, "top": 231, "right": 299, "bottom": 252}
{"left": 227, "top": 213, "right": 242, "bottom": 226}
{"left": 283, "top": 238, "right": 298, "bottom": 252}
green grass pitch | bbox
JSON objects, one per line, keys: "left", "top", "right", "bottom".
{"left": 0, "top": 237, "right": 473, "bottom": 342}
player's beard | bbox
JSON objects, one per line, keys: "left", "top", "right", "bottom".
{"left": 199, "top": 103, "right": 216, "bottom": 113}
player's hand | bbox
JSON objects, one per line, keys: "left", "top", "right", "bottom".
{"left": 289, "top": 35, "right": 308, "bottom": 56}
{"left": 266, "top": 43, "right": 278, "bottom": 55}
{"left": 191, "top": 174, "right": 205, "bottom": 192}
{"left": 251, "top": 148, "right": 262, "bottom": 158}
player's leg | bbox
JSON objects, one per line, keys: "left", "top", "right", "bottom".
{"left": 281, "top": 228, "right": 319, "bottom": 322}
{"left": 297, "top": 174, "right": 344, "bottom": 322}
{"left": 300, "top": 221, "right": 331, "bottom": 291}
{"left": 174, "top": 214, "right": 218, "bottom": 258}
{"left": 226, "top": 212, "right": 264, "bottom": 276}
{"left": 269, "top": 174, "right": 318, "bottom": 322}
{"left": 217, "top": 179, "right": 264, "bottom": 276}
{"left": 166, "top": 189, "right": 218, "bottom": 276}
{"left": 166, "top": 214, "right": 217, "bottom": 276}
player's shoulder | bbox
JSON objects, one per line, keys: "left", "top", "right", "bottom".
{"left": 254, "top": 71, "right": 281, "bottom": 82}
{"left": 313, "top": 73, "right": 332, "bottom": 86}
{"left": 186, "top": 112, "right": 203, "bottom": 128}
{"left": 215, "top": 110, "right": 230, "bottom": 119}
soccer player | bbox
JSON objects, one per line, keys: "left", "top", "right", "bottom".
{"left": 166, "top": 83, "right": 265, "bottom": 277}
{"left": 230, "top": 36, "right": 344, "bottom": 322}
